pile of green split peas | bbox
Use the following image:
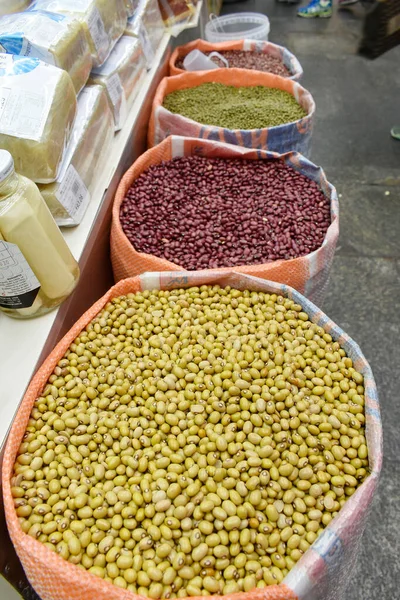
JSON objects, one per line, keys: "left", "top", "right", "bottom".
{"left": 12, "top": 287, "right": 368, "bottom": 597}
{"left": 162, "top": 83, "right": 307, "bottom": 130}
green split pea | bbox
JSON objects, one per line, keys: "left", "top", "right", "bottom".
{"left": 162, "top": 82, "right": 307, "bottom": 130}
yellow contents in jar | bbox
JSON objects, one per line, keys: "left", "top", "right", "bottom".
{"left": 0, "top": 150, "right": 79, "bottom": 319}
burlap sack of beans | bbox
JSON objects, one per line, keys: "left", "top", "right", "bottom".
{"left": 111, "top": 136, "right": 338, "bottom": 305}
{"left": 3, "top": 270, "right": 382, "bottom": 600}
{"left": 169, "top": 39, "right": 303, "bottom": 81}
{"left": 148, "top": 70, "right": 314, "bottom": 157}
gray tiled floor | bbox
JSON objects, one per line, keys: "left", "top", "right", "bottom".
{"left": 222, "top": 1, "right": 400, "bottom": 598}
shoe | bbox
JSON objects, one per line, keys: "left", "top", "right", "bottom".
{"left": 298, "top": 0, "right": 333, "bottom": 17}
{"left": 390, "top": 126, "right": 400, "bottom": 140}
{"left": 338, "top": 0, "right": 358, "bottom": 6}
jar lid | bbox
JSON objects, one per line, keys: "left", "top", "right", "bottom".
{"left": 0, "top": 150, "right": 14, "bottom": 184}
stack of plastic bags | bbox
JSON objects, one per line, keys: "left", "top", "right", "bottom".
{"left": 90, "top": 36, "right": 145, "bottom": 131}
{"left": 0, "top": 10, "right": 92, "bottom": 93}
{"left": 125, "top": 0, "right": 164, "bottom": 67}
{"left": 29, "top": 0, "right": 127, "bottom": 67}
{"left": 38, "top": 85, "right": 114, "bottom": 225}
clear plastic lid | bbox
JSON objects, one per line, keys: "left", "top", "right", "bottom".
{"left": 0, "top": 150, "right": 15, "bottom": 184}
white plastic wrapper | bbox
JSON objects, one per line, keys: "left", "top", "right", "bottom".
{"left": 90, "top": 36, "right": 145, "bottom": 131}
{"left": 29, "top": 0, "right": 127, "bottom": 68}
{"left": 0, "top": 1, "right": 31, "bottom": 16}
{"left": 0, "top": 53, "right": 76, "bottom": 183}
{"left": 125, "top": 0, "right": 164, "bottom": 67}
{"left": 126, "top": 0, "right": 139, "bottom": 16}
{"left": 0, "top": 10, "right": 92, "bottom": 94}
{"left": 38, "top": 84, "right": 114, "bottom": 226}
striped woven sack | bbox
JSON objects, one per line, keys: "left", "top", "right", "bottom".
{"left": 148, "top": 70, "right": 315, "bottom": 157}
{"left": 111, "top": 136, "right": 338, "bottom": 305}
{"left": 169, "top": 39, "right": 303, "bottom": 81}
{"left": 2, "top": 271, "right": 382, "bottom": 600}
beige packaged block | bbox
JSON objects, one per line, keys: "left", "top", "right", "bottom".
{"left": 0, "top": 1, "right": 31, "bottom": 15}
{"left": 30, "top": 0, "right": 127, "bottom": 68}
{"left": 0, "top": 10, "right": 92, "bottom": 93}
{"left": 0, "top": 54, "right": 76, "bottom": 183}
{"left": 90, "top": 36, "right": 145, "bottom": 131}
{"left": 39, "top": 84, "right": 114, "bottom": 226}
{"left": 125, "top": 0, "right": 164, "bottom": 67}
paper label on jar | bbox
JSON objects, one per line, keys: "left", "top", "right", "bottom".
{"left": 0, "top": 240, "right": 40, "bottom": 309}
{"left": 105, "top": 73, "right": 127, "bottom": 129}
{"left": 87, "top": 6, "right": 109, "bottom": 60}
{"left": 55, "top": 164, "right": 90, "bottom": 222}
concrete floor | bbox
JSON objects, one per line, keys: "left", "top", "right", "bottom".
{"left": 221, "top": 1, "right": 400, "bottom": 598}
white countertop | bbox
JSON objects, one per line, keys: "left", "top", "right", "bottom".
{"left": 0, "top": 33, "right": 172, "bottom": 452}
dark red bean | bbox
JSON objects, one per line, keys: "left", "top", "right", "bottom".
{"left": 120, "top": 156, "right": 331, "bottom": 270}
{"left": 176, "top": 50, "right": 292, "bottom": 77}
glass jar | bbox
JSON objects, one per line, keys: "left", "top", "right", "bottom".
{"left": 0, "top": 150, "right": 80, "bottom": 318}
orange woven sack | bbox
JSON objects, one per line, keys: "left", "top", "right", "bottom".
{"left": 2, "top": 271, "right": 382, "bottom": 600}
{"left": 111, "top": 136, "right": 339, "bottom": 304}
{"left": 148, "top": 70, "right": 315, "bottom": 156}
{"left": 169, "top": 39, "right": 303, "bottom": 81}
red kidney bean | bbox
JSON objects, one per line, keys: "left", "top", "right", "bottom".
{"left": 120, "top": 156, "right": 331, "bottom": 270}
{"left": 175, "top": 50, "right": 291, "bottom": 77}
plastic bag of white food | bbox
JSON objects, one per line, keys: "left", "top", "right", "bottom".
{"left": 38, "top": 84, "right": 114, "bottom": 226}
{"left": 90, "top": 36, "right": 145, "bottom": 131}
{"left": 0, "top": 0, "right": 31, "bottom": 16}
{"left": 0, "top": 10, "right": 92, "bottom": 94}
{"left": 29, "top": 0, "right": 127, "bottom": 68}
{"left": 0, "top": 53, "right": 76, "bottom": 183}
{"left": 125, "top": 0, "right": 164, "bottom": 67}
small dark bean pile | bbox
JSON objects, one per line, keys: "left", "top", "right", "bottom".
{"left": 176, "top": 50, "right": 291, "bottom": 77}
{"left": 120, "top": 157, "right": 331, "bottom": 270}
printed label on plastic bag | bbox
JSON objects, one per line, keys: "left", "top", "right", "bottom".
{"left": 87, "top": 6, "right": 109, "bottom": 59}
{"left": 0, "top": 85, "right": 48, "bottom": 140}
{"left": 55, "top": 164, "right": 90, "bottom": 221}
{"left": 105, "top": 73, "right": 127, "bottom": 128}
{"left": 0, "top": 240, "right": 40, "bottom": 308}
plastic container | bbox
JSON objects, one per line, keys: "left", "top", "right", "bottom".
{"left": 0, "top": 150, "right": 80, "bottom": 318}
{"left": 183, "top": 49, "right": 228, "bottom": 71}
{"left": 205, "top": 12, "right": 270, "bottom": 43}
